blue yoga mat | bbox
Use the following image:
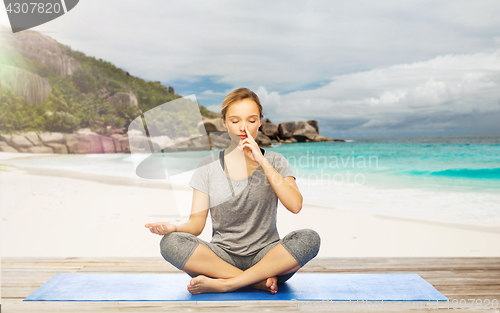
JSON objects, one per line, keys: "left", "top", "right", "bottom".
{"left": 24, "top": 273, "right": 448, "bottom": 301}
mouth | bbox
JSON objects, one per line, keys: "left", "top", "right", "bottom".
{"left": 238, "top": 135, "right": 247, "bottom": 139}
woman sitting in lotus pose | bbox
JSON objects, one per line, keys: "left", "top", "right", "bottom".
{"left": 145, "top": 87, "right": 320, "bottom": 295}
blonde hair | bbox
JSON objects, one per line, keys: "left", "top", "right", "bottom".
{"left": 221, "top": 88, "right": 263, "bottom": 121}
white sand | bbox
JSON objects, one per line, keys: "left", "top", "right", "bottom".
{"left": 1, "top": 158, "right": 499, "bottom": 258}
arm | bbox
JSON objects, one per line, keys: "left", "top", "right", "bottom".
{"left": 176, "top": 189, "right": 210, "bottom": 236}
{"left": 259, "top": 158, "right": 303, "bottom": 214}
{"left": 145, "top": 188, "right": 209, "bottom": 236}
{"left": 238, "top": 124, "right": 302, "bottom": 214}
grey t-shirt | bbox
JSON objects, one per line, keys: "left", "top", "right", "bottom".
{"left": 188, "top": 149, "right": 295, "bottom": 256}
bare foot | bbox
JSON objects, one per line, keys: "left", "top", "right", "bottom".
{"left": 187, "top": 275, "right": 230, "bottom": 295}
{"left": 251, "top": 276, "right": 278, "bottom": 294}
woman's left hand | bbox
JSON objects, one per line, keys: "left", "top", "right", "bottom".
{"left": 239, "top": 125, "right": 265, "bottom": 164}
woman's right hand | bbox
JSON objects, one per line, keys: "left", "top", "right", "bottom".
{"left": 144, "top": 222, "right": 177, "bottom": 236}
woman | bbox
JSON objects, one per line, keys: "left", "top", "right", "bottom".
{"left": 145, "top": 88, "right": 320, "bottom": 295}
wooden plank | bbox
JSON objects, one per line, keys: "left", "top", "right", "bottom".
{"left": 2, "top": 262, "right": 174, "bottom": 267}
{"left": 3, "top": 257, "right": 500, "bottom": 313}
{"left": 4, "top": 256, "right": 498, "bottom": 264}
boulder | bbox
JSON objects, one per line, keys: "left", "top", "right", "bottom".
{"left": 198, "top": 118, "right": 226, "bottom": 134}
{"left": 0, "top": 141, "right": 18, "bottom": 153}
{"left": 255, "top": 132, "right": 271, "bottom": 147}
{"left": 150, "top": 135, "right": 173, "bottom": 151}
{"left": 111, "top": 134, "right": 124, "bottom": 153}
{"left": 108, "top": 91, "right": 138, "bottom": 108}
{"left": 23, "top": 132, "right": 43, "bottom": 146}
{"left": 119, "top": 137, "right": 131, "bottom": 153}
{"left": 27, "top": 146, "right": 53, "bottom": 153}
{"left": 0, "top": 134, "right": 12, "bottom": 143}
{"left": 278, "top": 122, "right": 296, "bottom": 139}
{"left": 63, "top": 134, "right": 79, "bottom": 153}
{"left": 209, "top": 133, "right": 231, "bottom": 149}
{"left": 313, "top": 134, "right": 326, "bottom": 142}
{"left": 307, "top": 119, "right": 319, "bottom": 133}
{"left": 38, "top": 131, "right": 64, "bottom": 144}
{"left": 261, "top": 121, "right": 278, "bottom": 139}
{"left": 293, "top": 121, "right": 318, "bottom": 142}
{"left": 4, "top": 28, "right": 80, "bottom": 76}
{"left": 46, "top": 143, "right": 68, "bottom": 154}
{"left": 168, "top": 137, "right": 191, "bottom": 152}
{"left": 0, "top": 64, "right": 52, "bottom": 105}
{"left": 188, "top": 135, "right": 211, "bottom": 151}
{"left": 75, "top": 129, "right": 103, "bottom": 153}
{"left": 101, "top": 136, "right": 116, "bottom": 153}
{"left": 128, "top": 136, "right": 159, "bottom": 153}
{"left": 127, "top": 129, "right": 145, "bottom": 137}
{"left": 9, "top": 134, "right": 34, "bottom": 149}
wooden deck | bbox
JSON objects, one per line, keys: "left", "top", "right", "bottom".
{"left": 2, "top": 257, "right": 500, "bottom": 312}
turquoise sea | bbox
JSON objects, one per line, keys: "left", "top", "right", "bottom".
{"left": 274, "top": 134, "right": 500, "bottom": 194}
{"left": 4, "top": 134, "right": 500, "bottom": 226}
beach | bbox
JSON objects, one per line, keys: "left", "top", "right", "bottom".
{"left": 1, "top": 152, "right": 499, "bottom": 259}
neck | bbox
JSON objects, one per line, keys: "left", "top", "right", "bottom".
{"left": 225, "top": 142, "right": 257, "bottom": 163}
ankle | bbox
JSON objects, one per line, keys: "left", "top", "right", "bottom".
{"left": 221, "top": 278, "right": 238, "bottom": 292}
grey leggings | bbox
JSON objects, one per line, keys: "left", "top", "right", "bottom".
{"left": 160, "top": 228, "right": 321, "bottom": 284}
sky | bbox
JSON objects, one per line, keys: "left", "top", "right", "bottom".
{"left": 1, "top": 0, "right": 500, "bottom": 138}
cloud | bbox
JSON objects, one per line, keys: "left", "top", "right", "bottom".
{"left": 261, "top": 49, "right": 500, "bottom": 135}
{"left": 205, "top": 105, "right": 221, "bottom": 113}
{"left": 26, "top": 1, "right": 500, "bottom": 95}
{"left": 254, "top": 86, "right": 282, "bottom": 118}
{"left": 200, "top": 90, "right": 225, "bottom": 96}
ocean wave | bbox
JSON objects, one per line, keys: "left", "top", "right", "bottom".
{"left": 407, "top": 168, "right": 500, "bottom": 179}
{"left": 344, "top": 139, "right": 355, "bottom": 142}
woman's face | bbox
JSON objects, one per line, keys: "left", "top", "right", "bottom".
{"left": 223, "top": 98, "right": 262, "bottom": 143}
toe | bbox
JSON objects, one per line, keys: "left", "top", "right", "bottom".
{"left": 190, "top": 277, "right": 199, "bottom": 286}
{"left": 266, "top": 278, "right": 272, "bottom": 288}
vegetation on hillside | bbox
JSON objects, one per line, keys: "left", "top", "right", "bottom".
{"left": 0, "top": 39, "right": 219, "bottom": 135}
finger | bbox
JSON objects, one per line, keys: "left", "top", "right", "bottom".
{"left": 244, "top": 125, "right": 253, "bottom": 139}
{"left": 241, "top": 142, "right": 254, "bottom": 151}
